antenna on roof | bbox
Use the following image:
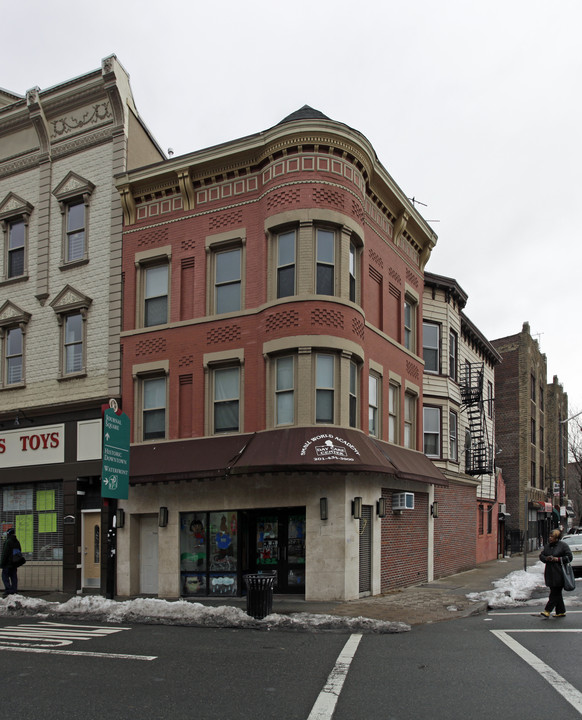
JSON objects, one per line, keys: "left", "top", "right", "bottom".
{"left": 409, "top": 196, "right": 427, "bottom": 208}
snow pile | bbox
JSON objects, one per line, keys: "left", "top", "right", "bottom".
{"left": 467, "top": 561, "right": 547, "bottom": 608}
{"left": 0, "top": 594, "right": 409, "bottom": 634}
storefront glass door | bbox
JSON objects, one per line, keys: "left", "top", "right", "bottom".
{"left": 255, "top": 508, "right": 305, "bottom": 593}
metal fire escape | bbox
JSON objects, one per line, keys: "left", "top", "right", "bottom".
{"left": 460, "top": 362, "right": 492, "bottom": 476}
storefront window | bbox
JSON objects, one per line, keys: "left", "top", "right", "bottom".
{"left": 257, "top": 516, "right": 278, "bottom": 567}
{"left": 180, "top": 511, "right": 238, "bottom": 597}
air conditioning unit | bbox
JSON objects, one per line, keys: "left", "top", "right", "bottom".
{"left": 499, "top": 503, "right": 506, "bottom": 514}
{"left": 393, "top": 492, "right": 414, "bottom": 511}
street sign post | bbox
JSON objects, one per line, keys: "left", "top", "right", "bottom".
{"left": 101, "top": 407, "right": 130, "bottom": 500}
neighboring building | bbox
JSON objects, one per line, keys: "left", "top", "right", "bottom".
{"left": 0, "top": 57, "right": 163, "bottom": 593}
{"left": 422, "top": 272, "right": 503, "bottom": 566}
{"left": 492, "top": 323, "right": 567, "bottom": 551}
{"left": 115, "top": 106, "right": 450, "bottom": 602}
{"left": 546, "top": 376, "right": 570, "bottom": 527}
{"left": 567, "top": 462, "right": 582, "bottom": 527}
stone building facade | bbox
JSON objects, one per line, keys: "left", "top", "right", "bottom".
{"left": 0, "top": 57, "right": 163, "bottom": 593}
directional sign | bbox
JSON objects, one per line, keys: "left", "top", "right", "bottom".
{"left": 101, "top": 408, "right": 130, "bottom": 499}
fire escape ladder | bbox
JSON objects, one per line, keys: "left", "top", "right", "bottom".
{"left": 460, "top": 362, "right": 491, "bottom": 476}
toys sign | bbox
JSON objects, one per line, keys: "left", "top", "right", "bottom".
{"left": 0, "top": 424, "right": 65, "bottom": 468}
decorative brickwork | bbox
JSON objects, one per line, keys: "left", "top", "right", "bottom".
{"left": 352, "top": 200, "right": 365, "bottom": 223}
{"left": 368, "top": 247, "right": 384, "bottom": 269}
{"left": 208, "top": 209, "right": 243, "bottom": 231}
{"left": 388, "top": 266, "right": 402, "bottom": 285}
{"left": 406, "top": 267, "right": 419, "bottom": 288}
{"left": 137, "top": 226, "right": 169, "bottom": 248}
{"left": 135, "top": 337, "right": 167, "bottom": 357}
{"left": 265, "top": 309, "right": 300, "bottom": 332}
{"left": 352, "top": 317, "right": 365, "bottom": 340}
{"left": 406, "top": 359, "right": 420, "bottom": 380}
{"left": 178, "top": 356, "right": 194, "bottom": 368}
{"left": 311, "top": 307, "right": 344, "bottom": 329}
{"left": 312, "top": 186, "right": 344, "bottom": 210}
{"left": 206, "top": 325, "right": 242, "bottom": 344}
{"left": 266, "top": 188, "right": 301, "bottom": 210}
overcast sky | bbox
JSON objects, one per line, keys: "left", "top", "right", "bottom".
{"left": 3, "top": 0, "right": 581, "bottom": 410}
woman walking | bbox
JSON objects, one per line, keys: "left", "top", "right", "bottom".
{"left": 539, "top": 528, "right": 573, "bottom": 617}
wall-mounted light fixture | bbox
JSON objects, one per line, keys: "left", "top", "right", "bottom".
{"left": 431, "top": 502, "right": 439, "bottom": 519}
{"left": 116, "top": 508, "right": 125, "bottom": 529}
{"left": 377, "top": 497, "right": 386, "bottom": 518}
{"left": 159, "top": 506, "right": 168, "bottom": 528}
{"left": 352, "top": 497, "right": 363, "bottom": 520}
{"left": 320, "top": 497, "right": 328, "bottom": 521}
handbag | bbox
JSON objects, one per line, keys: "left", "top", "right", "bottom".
{"left": 561, "top": 558, "right": 575, "bottom": 591}
{"left": 12, "top": 550, "right": 25, "bottom": 568}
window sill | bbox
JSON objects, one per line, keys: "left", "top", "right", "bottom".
{"left": 0, "top": 274, "right": 29, "bottom": 287}
{"left": 57, "top": 371, "right": 87, "bottom": 381}
{"left": 59, "top": 258, "right": 89, "bottom": 271}
{"left": 0, "top": 382, "right": 26, "bottom": 391}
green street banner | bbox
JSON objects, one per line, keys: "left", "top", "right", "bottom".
{"left": 101, "top": 408, "right": 130, "bottom": 499}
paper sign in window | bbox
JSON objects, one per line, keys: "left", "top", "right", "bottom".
{"left": 38, "top": 513, "right": 57, "bottom": 533}
{"left": 36, "top": 490, "right": 55, "bottom": 511}
{"left": 16, "top": 515, "right": 33, "bottom": 553}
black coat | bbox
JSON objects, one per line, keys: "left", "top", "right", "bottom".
{"left": 540, "top": 540, "right": 573, "bottom": 588}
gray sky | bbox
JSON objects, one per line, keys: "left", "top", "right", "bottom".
{"left": 3, "top": 0, "right": 581, "bottom": 410}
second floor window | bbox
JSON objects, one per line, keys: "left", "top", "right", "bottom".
{"left": 276, "top": 356, "right": 294, "bottom": 425}
{"left": 5, "top": 327, "right": 23, "bottom": 385}
{"left": 143, "top": 376, "right": 166, "bottom": 440}
{"left": 369, "top": 374, "right": 379, "bottom": 437}
{"left": 64, "top": 313, "right": 84, "bottom": 374}
{"left": 349, "top": 361, "right": 358, "bottom": 428}
{"left": 449, "top": 411, "right": 458, "bottom": 462}
{"left": 389, "top": 384, "right": 399, "bottom": 443}
{"left": 423, "top": 406, "right": 441, "bottom": 458}
{"left": 404, "top": 392, "right": 416, "bottom": 449}
{"left": 214, "top": 367, "right": 240, "bottom": 433}
{"left": 316, "top": 353, "right": 334, "bottom": 423}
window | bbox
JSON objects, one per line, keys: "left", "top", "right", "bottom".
{"left": 531, "top": 417, "right": 536, "bottom": 445}
{"left": 53, "top": 172, "right": 94, "bottom": 266}
{"left": 316, "top": 229, "right": 335, "bottom": 295}
{"left": 349, "top": 361, "right": 358, "bottom": 428}
{"left": 540, "top": 425, "right": 544, "bottom": 451}
{"left": 4, "top": 327, "right": 23, "bottom": 385}
{"left": 64, "top": 313, "right": 83, "bottom": 374}
{"left": 449, "top": 411, "right": 458, "bottom": 462}
{"left": 423, "top": 322, "right": 439, "bottom": 373}
{"left": 404, "top": 297, "right": 416, "bottom": 352}
{"left": 214, "top": 366, "right": 240, "bottom": 433}
{"left": 389, "top": 384, "right": 399, "bottom": 443}
{"left": 349, "top": 241, "right": 357, "bottom": 302}
{"left": 316, "top": 354, "right": 334, "bottom": 423}
{"left": 215, "top": 247, "right": 241, "bottom": 314}
{"left": 65, "top": 201, "right": 86, "bottom": 262}
{"left": 531, "top": 461, "right": 536, "bottom": 487}
{"left": 144, "top": 264, "right": 169, "bottom": 327}
{"left": 531, "top": 373, "right": 536, "bottom": 402}
{"left": 487, "top": 381, "right": 493, "bottom": 419}
{"left": 369, "top": 374, "right": 379, "bottom": 437}
{"left": 539, "top": 385, "right": 544, "bottom": 412}
{"left": 449, "top": 331, "right": 458, "bottom": 380}
{"left": 404, "top": 393, "right": 416, "bottom": 449}
{"left": 423, "top": 406, "right": 441, "bottom": 458}
{"left": 540, "top": 465, "right": 544, "bottom": 489}
{"left": 487, "top": 506, "right": 493, "bottom": 534}
{"left": 143, "top": 376, "right": 167, "bottom": 440}
{"left": 50, "top": 286, "right": 92, "bottom": 378}
{"left": 478, "top": 505, "right": 484, "bottom": 535}
{"left": 276, "top": 356, "right": 294, "bottom": 426}
{"left": 7, "top": 220, "right": 25, "bottom": 278}
{"left": 277, "top": 230, "right": 295, "bottom": 298}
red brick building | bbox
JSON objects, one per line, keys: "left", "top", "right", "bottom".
{"left": 114, "top": 107, "right": 461, "bottom": 602}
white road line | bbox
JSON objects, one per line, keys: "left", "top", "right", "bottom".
{"left": 0, "top": 645, "right": 156, "bottom": 660}
{"left": 491, "top": 630, "right": 582, "bottom": 715}
{"left": 307, "top": 633, "right": 362, "bottom": 720}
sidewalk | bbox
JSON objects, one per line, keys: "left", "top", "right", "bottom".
{"left": 27, "top": 555, "right": 540, "bottom": 627}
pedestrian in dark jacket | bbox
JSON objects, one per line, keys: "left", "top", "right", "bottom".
{"left": 0, "top": 528, "right": 21, "bottom": 598}
{"left": 539, "top": 528, "right": 573, "bottom": 617}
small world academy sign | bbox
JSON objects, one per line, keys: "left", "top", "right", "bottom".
{"left": 101, "top": 407, "right": 130, "bottom": 500}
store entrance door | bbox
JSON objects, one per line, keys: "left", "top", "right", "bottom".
{"left": 82, "top": 511, "right": 101, "bottom": 589}
{"left": 252, "top": 508, "right": 305, "bottom": 593}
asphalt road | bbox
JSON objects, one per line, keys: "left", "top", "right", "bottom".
{"left": 2, "top": 608, "right": 582, "bottom": 719}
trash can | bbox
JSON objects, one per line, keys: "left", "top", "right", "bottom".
{"left": 244, "top": 573, "right": 276, "bottom": 619}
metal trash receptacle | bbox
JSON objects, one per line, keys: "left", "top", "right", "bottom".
{"left": 244, "top": 573, "right": 276, "bottom": 619}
